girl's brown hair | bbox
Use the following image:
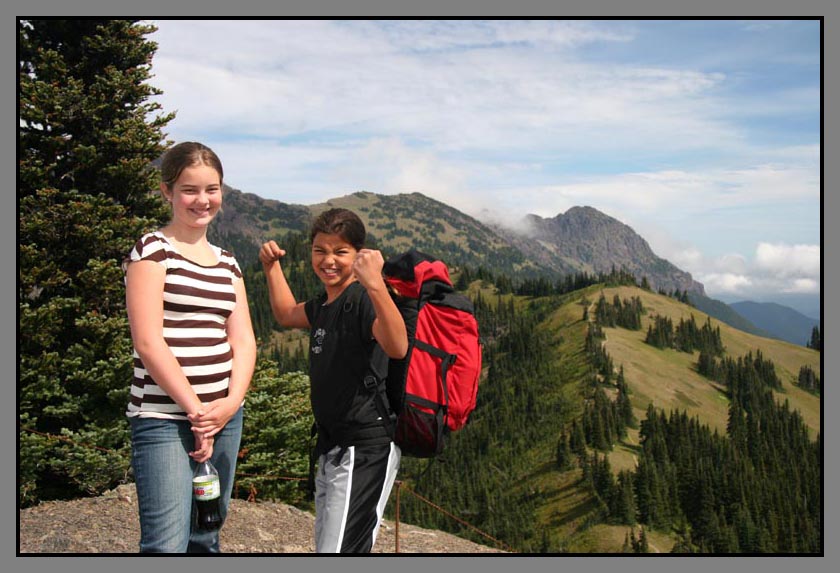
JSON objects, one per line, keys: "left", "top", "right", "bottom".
{"left": 160, "top": 141, "right": 224, "bottom": 190}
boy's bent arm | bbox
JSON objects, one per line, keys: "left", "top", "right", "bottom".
{"left": 260, "top": 241, "right": 309, "bottom": 329}
{"left": 369, "top": 283, "right": 409, "bottom": 359}
{"left": 354, "top": 249, "right": 408, "bottom": 359}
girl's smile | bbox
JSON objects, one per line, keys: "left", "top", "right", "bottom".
{"left": 163, "top": 164, "right": 222, "bottom": 228}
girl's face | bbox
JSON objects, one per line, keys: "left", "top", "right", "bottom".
{"left": 311, "top": 232, "right": 358, "bottom": 294}
{"left": 161, "top": 164, "right": 222, "bottom": 229}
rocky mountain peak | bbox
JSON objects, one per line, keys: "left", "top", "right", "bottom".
{"left": 513, "top": 206, "right": 705, "bottom": 296}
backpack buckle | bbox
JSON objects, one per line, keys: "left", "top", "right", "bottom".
{"left": 363, "top": 375, "right": 379, "bottom": 391}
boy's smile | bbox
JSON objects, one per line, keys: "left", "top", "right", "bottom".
{"left": 311, "top": 232, "right": 358, "bottom": 297}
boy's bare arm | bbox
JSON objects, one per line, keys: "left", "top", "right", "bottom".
{"left": 354, "top": 249, "right": 408, "bottom": 359}
{"left": 260, "top": 240, "right": 309, "bottom": 329}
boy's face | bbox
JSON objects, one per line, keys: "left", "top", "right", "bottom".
{"left": 311, "top": 232, "right": 358, "bottom": 292}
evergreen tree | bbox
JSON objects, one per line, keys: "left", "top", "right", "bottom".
{"left": 19, "top": 19, "right": 173, "bottom": 506}
{"left": 807, "top": 325, "right": 822, "bottom": 352}
{"left": 645, "top": 315, "right": 674, "bottom": 349}
{"left": 556, "top": 432, "right": 573, "bottom": 471}
{"left": 637, "top": 526, "right": 650, "bottom": 553}
{"left": 570, "top": 419, "right": 587, "bottom": 460}
{"left": 622, "top": 531, "right": 633, "bottom": 553}
{"left": 611, "top": 470, "right": 637, "bottom": 525}
{"left": 796, "top": 365, "right": 821, "bottom": 395}
{"left": 697, "top": 350, "right": 717, "bottom": 379}
{"left": 615, "top": 366, "right": 636, "bottom": 429}
{"left": 235, "top": 365, "right": 314, "bottom": 505}
{"left": 19, "top": 20, "right": 172, "bottom": 211}
{"left": 630, "top": 387, "right": 820, "bottom": 554}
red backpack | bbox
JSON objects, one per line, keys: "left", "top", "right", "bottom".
{"left": 375, "top": 250, "right": 482, "bottom": 458}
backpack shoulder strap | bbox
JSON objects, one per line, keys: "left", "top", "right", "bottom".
{"left": 341, "top": 281, "right": 364, "bottom": 316}
{"left": 365, "top": 373, "right": 394, "bottom": 437}
{"left": 344, "top": 283, "right": 396, "bottom": 438}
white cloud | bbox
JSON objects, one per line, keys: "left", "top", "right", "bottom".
{"left": 149, "top": 21, "right": 818, "bottom": 215}
{"left": 754, "top": 243, "right": 821, "bottom": 277}
{"left": 699, "top": 273, "right": 754, "bottom": 294}
{"left": 366, "top": 20, "right": 634, "bottom": 52}
{"left": 686, "top": 243, "right": 821, "bottom": 299}
{"left": 480, "top": 164, "right": 819, "bottom": 232}
{"left": 784, "top": 278, "right": 819, "bottom": 294}
{"left": 331, "top": 138, "right": 469, "bottom": 204}
{"left": 716, "top": 253, "right": 749, "bottom": 275}
{"left": 149, "top": 19, "right": 818, "bottom": 172}
{"left": 211, "top": 140, "right": 355, "bottom": 203}
{"left": 146, "top": 20, "right": 819, "bottom": 304}
{"left": 149, "top": 20, "right": 740, "bottom": 156}
{"left": 637, "top": 220, "right": 820, "bottom": 300}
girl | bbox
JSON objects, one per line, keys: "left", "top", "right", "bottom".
{"left": 123, "top": 141, "right": 256, "bottom": 552}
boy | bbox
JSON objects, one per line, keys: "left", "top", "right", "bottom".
{"left": 259, "top": 208, "right": 407, "bottom": 553}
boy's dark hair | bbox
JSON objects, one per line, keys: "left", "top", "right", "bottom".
{"left": 310, "top": 208, "right": 366, "bottom": 251}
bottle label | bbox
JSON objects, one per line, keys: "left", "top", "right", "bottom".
{"left": 193, "top": 475, "right": 221, "bottom": 501}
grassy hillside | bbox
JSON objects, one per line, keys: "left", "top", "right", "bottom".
{"left": 597, "top": 286, "right": 820, "bottom": 436}
{"left": 473, "top": 283, "right": 822, "bottom": 553}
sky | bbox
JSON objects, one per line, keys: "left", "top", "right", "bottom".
{"left": 147, "top": 19, "right": 821, "bottom": 312}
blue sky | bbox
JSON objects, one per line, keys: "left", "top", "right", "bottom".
{"left": 147, "top": 19, "right": 821, "bottom": 309}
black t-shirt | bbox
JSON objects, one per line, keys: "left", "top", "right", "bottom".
{"left": 304, "top": 282, "right": 392, "bottom": 450}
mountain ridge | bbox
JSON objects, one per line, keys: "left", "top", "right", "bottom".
{"left": 508, "top": 205, "right": 705, "bottom": 296}
{"left": 211, "top": 188, "right": 705, "bottom": 297}
{"left": 729, "top": 300, "right": 820, "bottom": 347}
{"left": 213, "top": 188, "right": 816, "bottom": 342}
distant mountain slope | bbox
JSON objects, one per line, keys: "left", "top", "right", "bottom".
{"left": 207, "top": 187, "right": 313, "bottom": 266}
{"left": 688, "top": 293, "right": 774, "bottom": 339}
{"left": 510, "top": 206, "right": 706, "bottom": 297}
{"left": 309, "top": 191, "right": 548, "bottom": 276}
{"left": 718, "top": 293, "right": 821, "bottom": 322}
{"left": 207, "top": 188, "right": 711, "bottom": 306}
{"left": 729, "top": 301, "right": 820, "bottom": 347}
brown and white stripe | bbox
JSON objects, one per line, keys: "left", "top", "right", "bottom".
{"left": 123, "top": 231, "right": 242, "bottom": 420}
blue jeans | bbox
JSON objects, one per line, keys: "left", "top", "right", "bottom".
{"left": 129, "top": 407, "right": 243, "bottom": 553}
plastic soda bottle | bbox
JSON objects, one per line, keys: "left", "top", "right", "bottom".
{"left": 193, "top": 460, "right": 224, "bottom": 531}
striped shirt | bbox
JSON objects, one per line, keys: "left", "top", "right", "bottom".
{"left": 123, "top": 231, "right": 243, "bottom": 420}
